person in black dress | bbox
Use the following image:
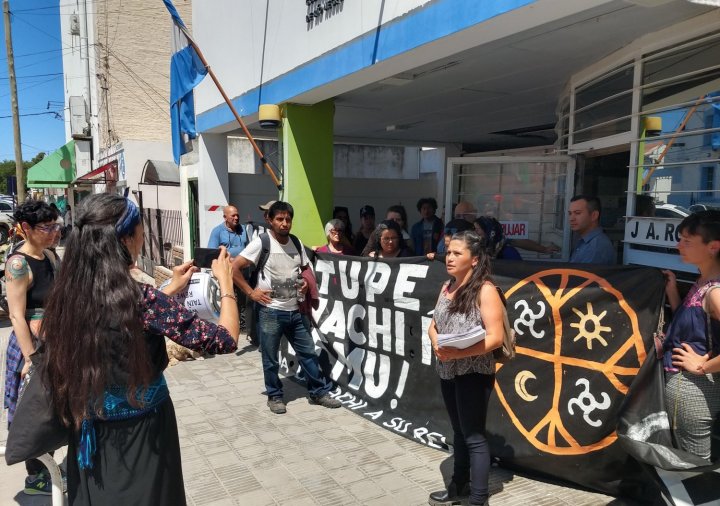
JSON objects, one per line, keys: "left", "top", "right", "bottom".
{"left": 40, "top": 193, "right": 240, "bottom": 505}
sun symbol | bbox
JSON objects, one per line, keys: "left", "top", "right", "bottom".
{"left": 570, "top": 302, "right": 611, "bottom": 350}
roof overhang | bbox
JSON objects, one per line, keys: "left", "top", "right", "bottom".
{"left": 73, "top": 160, "right": 118, "bottom": 184}
{"left": 140, "top": 159, "right": 180, "bottom": 186}
{"left": 27, "top": 140, "right": 75, "bottom": 189}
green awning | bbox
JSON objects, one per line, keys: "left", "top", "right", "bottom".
{"left": 27, "top": 140, "right": 75, "bottom": 189}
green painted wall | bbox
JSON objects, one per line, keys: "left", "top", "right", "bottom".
{"left": 280, "top": 100, "right": 334, "bottom": 246}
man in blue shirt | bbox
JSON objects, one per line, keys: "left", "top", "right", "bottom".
{"left": 208, "top": 205, "right": 249, "bottom": 258}
{"left": 568, "top": 195, "right": 616, "bottom": 264}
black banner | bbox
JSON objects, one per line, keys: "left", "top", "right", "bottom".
{"left": 279, "top": 254, "right": 666, "bottom": 496}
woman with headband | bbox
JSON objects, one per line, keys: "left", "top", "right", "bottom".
{"left": 39, "top": 194, "right": 240, "bottom": 505}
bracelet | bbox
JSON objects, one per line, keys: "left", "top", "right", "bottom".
{"left": 220, "top": 293, "right": 237, "bottom": 301}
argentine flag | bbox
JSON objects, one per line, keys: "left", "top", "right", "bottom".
{"left": 163, "top": 0, "right": 208, "bottom": 165}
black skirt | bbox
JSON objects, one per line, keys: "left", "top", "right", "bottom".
{"left": 67, "top": 398, "right": 186, "bottom": 506}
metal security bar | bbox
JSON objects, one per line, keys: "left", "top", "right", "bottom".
{"left": 138, "top": 208, "right": 183, "bottom": 273}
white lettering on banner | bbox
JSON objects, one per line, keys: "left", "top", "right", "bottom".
{"left": 338, "top": 260, "right": 361, "bottom": 299}
{"left": 346, "top": 304, "right": 367, "bottom": 345}
{"left": 421, "top": 316, "right": 433, "bottom": 365}
{"left": 319, "top": 300, "right": 346, "bottom": 340}
{"left": 302, "top": 257, "right": 452, "bottom": 450}
{"left": 364, "top": 351, "right": 391, "bottom": 398}
{"left": 394, "top": 264, "right": 428, "bottom": 310}
{"left": 364, "top": 262, "right": 392, "bottom": 303}
{"left": 315, "top": 259, "right": 336, "bottom": 294}
{"left": 624, "top": 217, "right": 682, "bottom": 248}
{"left": 368, "top": 306, "right": 392, "bottom": 351}
{"left": 501, "top": 221, "right": 529, "bottom": 239}
{"left": 394, "top": 311, "right": 405, "bottom": 356}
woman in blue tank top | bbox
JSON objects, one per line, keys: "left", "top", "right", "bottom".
{"left": 663, "top": 210, "right": 720, "bottom": 460}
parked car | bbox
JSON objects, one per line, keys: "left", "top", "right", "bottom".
{"left": 689, "top": 203, "right": 720, "bottom": 213}
{"left": 0, "top": 199, "right": 14, "bottom": 244}
{"left": 655, "top": 203, "right": 690, "bottom": 219}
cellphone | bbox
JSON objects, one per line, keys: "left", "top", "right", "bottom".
{"left": 194, "top": 247, "right": 221, "bottom": 269}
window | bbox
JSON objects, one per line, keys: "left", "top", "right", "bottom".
{"left": 702, "top": 166, "right": 715, "bottom": 199}
{"left": 573, "top": 64, "right": 634, "bottom": 143}
{"left": 639, "top": 34, "right": 720, "bottom": 212}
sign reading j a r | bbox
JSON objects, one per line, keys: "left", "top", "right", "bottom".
{"left": 624, "top": 217, "right": 681, "bottom": 248}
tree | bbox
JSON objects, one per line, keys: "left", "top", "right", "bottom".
{"left": 0, "top": 152, "right": 45, "bottom": 194}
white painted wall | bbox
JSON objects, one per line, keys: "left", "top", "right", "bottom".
{"left": 60, "top": 0, "right": 100, "bottom": 167}
{"left": 193, "top": 0, "right": 431, "bottom": 114}
{"left": 224, "top": 172, "right": 438, "bottom": 245}
{"left": 193, "top": 0, "right": 618, "bottom": 123}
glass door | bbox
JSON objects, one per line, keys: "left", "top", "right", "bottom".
{"left": 445, "top": 156, "right": 575, "bottom": 260}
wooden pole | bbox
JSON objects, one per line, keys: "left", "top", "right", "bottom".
{"left": 642, "top": 95, "right": 706, "bottom": 187}
{"left": 3, "top": 0, "right": 25, "bottom": 202}
{"left": 178, "top": 25, "right": 283, "bottom": 190}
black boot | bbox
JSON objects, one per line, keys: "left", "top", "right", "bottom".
{"left": 428, "top": 481, "right": 470, "bottom": 505}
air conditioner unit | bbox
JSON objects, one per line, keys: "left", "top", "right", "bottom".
{"left": 70, "top": 14, "right": 80, "bottom": 36}
{"left": 69, "top": 96, "right": 90, "bottom": 139}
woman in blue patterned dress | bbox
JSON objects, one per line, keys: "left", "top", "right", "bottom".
{"left": 39, "top": 193, "right": 240, "bottom": 505}
{"left": 427, "top": 230, "right": 504, "bottom": 506}
{"left": 662, "top": 210, "right": 720, "bottom": 460}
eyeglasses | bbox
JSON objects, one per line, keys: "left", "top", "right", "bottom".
{"left": 381, "top": 236, "right": 400, "bottom": 243}
{"left": 34, "top": 223, "right": 62, "bottom": 233}
{"left": 329, "top": 228, "right": 343, "bottom": 234}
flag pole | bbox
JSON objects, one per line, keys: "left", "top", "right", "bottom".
{"left": 177, "top": 25, "right": 283, "bottom": 190}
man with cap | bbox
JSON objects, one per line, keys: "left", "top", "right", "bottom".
{"left": 354, "top": 205, "right": 376, "bottom": 253}
{"left": 244, "top": 200, "right": 275, "bottom": 241}
{"left": 208, "top": 205, "right": 249, "bottom": 257}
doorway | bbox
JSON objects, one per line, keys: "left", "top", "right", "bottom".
{"left": 576, "top": 149, "right": 630, "bottom": 263}
{"left": 188, "top": 179, "right": 200, "bottom": 250}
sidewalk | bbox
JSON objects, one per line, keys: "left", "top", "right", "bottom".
{"left": 0, "top": 321, "right": 631, "bottom": 505}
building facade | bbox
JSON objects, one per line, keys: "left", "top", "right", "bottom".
{"left": 187, "top": 0, "right": 720, "bottom": 273}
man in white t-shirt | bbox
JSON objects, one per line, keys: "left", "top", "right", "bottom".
{"left": 232, "top": 201, "right": 340, "bottom": 414}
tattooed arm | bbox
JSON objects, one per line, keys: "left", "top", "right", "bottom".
{"left": 6, "top": 254, "right": 34, "bottom": 377}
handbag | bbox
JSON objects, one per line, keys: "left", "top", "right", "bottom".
{"left": 492, "top": 286, "right": 516, "bottom": 364}
{"left": 5, "top": 347, "right": 70, "bottom": 466}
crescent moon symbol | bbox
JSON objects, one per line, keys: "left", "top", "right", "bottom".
{"left": 514, "top": 370, "right": 538, "bottom": 402}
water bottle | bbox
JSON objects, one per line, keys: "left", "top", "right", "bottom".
{"left": 296, "top": 273, "right": 305, "bottom": 303}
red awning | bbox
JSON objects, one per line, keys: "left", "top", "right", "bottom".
{"left": 74, "top": 160, "right": 118, "bottom": 184}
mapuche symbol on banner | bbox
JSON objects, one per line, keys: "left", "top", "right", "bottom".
{"left": 494, "top": 269, "right": 646, "bottom": 456}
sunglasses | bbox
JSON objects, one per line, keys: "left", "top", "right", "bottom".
{"left": 35, "top": 223, "right": 62, "bottom": 233}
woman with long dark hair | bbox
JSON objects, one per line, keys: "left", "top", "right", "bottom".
{"left": 40, "top": 194, "right": 239, "bottom": 505}
{"left": 662, "top": 210, "right": 720, "bottom": 460}
{"left": 362, "top": 220, "right": 412, "bottom": 258}
{"left": 428, "top": 231, "right": 504, "bottom": 506}
{"left": 4, "top": 200, "right": 60, "bottom": 495}
{"left": 386, "top": 204, "right": 413, "bottom": 251}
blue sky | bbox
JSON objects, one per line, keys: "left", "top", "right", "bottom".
{"left": 0, "top": 0, "right": 65, "bottom": 162}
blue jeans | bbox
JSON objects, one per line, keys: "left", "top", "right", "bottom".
{"left": 257, "top": 306, "right": 332, "bottom": 399}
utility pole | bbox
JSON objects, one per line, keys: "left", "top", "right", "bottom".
{"left": 3, "top": 0, "right": 25, "bottom": 202}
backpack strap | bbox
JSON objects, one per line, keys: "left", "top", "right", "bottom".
{"left": 43, "top": 249, "right": 60, "bottom": 277}
{"left": 255, "top": 232, "right": 272, "bottom": 281}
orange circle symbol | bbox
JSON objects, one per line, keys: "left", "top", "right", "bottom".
{"left": 494, "top": 269, "right": 646, "bottom": 456}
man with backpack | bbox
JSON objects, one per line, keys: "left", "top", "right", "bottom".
{"left": 231, "top": 201, "right": 340, "bottom": 414}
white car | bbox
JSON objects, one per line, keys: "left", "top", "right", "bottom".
{"left": 654, "top": 203, "right": 690, "bottom": 219}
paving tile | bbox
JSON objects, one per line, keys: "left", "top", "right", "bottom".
{"left": 0, "top": 326, "right": 629, "bottom": 506}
